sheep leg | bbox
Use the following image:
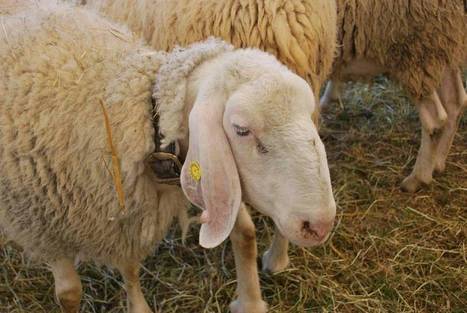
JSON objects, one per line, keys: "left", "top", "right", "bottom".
{"left": 229, "top": 204, "right": 267, "bottom": 313}
{"left": 417, "top": 92, "right": 447, "bottom": 135}
{"left": 261, "top": 226, "right": 289, "bottom": 273}
{"left": 401, "top": 127, "right": 436, "bottom": 192}
{"left": 118, "top": 262, "right": 153, "bottom": 313}
{"left": 433, "top": 68, "right": 466, "bottom": 173}
{"left": 50, "top": 258, "right": 82, "bottom": 313}
{"left": 320, "top": 80, "right": 342, "bottom": 108}
{"left": 401, "top": 92, "right": 447, "bottom": 192}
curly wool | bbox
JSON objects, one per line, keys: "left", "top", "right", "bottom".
{"left": 0, "top": 2, "right": 226, "bottom": 265}
{"left": 153, "top": 37, "right": 234, "bottom": 146}
{"left": 333, "top": 0, "right": 467, "bottom": 100}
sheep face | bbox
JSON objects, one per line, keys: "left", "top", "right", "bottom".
{"left": 223, "top": 73, "right": 336, "bottom": 248}
{"left": 181, "top": 61, "right": 336, "bottom": 249}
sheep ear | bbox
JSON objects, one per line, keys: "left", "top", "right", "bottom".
{"left": 180, "top": 91, "right": 241, "bottom": 249}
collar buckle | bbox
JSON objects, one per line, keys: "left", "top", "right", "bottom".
{"left": 147, "top": 149, "right": 183, "bottom": 185}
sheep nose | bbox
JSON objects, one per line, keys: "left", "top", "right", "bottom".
{"left": 301, "top": 220, "right": 333, "bottom": 242}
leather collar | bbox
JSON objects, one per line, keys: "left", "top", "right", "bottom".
{"left": 147, "top": 98, "right": 183, "bottom": 185}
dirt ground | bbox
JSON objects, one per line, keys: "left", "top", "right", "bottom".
{"left": 1, "top": 78, "right": 466, "bottom": 312}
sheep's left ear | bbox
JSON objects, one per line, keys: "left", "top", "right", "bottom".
{"left": 180, "top": 88, "right": 241, "bottom": 249}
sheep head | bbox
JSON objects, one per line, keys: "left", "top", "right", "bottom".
{"left": 179, "top": 49, "right": 336, "bottom": 249}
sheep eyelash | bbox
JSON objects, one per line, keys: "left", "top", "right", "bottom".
{"left": 233, "top": 124, "right": 250, "bottom": 136}
{"left": 232, "top": 124, "right": 268, "bottom": 153}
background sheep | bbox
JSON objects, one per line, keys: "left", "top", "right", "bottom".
{"left": 0, "top": 2, "right": 335, "bottom": 312}
{"left": 82, "top": 0, "right": 337, "bottom": 123}
{"left": 320, "top": 0, "right": 467, "bottom": 192}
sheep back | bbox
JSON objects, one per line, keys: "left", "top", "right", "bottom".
{"left": 88, "top": 0, "right": 337, "bottom": 102}
{"left": 0, "top": 2, "right": 186, "bottom": 264}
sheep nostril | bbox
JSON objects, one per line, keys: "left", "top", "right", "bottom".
{"left": 301, "top": 221, "right": 318, "bottom": 238}
{"left": 301, "top": 220, "right": 332, "bottom": 242}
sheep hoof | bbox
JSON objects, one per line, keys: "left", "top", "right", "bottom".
{"left": 262, "top": 249, "right": 289, "bottom": 273}
{"left": 433, "top": 164, "right": 446, "bottom": 175}
{"left": 433, "top": 159, "right": 446, "bottom": 174}
{"left": 55, "top": 294, "right": 80, "bottom": 313}
{"left": 400, "top": 175, "right": 424, "bottom": 193}
{"left": 129, "top": 305, "right": 153, "bottom": 313}
{"left": 229, "top": 299, "right": 268, "bottom": 313}
{"left": 127, "top": 298, "right": 154, "bottom": 313}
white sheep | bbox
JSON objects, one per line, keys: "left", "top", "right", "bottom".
{"left": 0, "top": 2, "right": 336, "bottom": 313}
{"left": 82, "top": 0, "right": 338, "bottom": 124}
{"left": 80, "top": 0, "right": 339, "bottom": 279}
{"left": 320, "top": 0, "right": 467, "bottom": 192}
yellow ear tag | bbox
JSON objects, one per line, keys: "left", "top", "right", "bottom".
{"left": 190, "top": 161, "right": 202, "bottom": 181}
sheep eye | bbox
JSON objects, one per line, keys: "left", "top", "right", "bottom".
{"left": 233, "top": 124, "right": 250, "bottom": 136}
{"left": 256, "top": 140, "right": 269, "bottom": 154}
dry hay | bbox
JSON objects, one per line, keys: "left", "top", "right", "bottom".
{"left": 1, "top": 77, "right": 466, "bottom": 312}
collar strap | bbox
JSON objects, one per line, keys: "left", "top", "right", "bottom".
{"left": 147, "top": 99, "right": 183, "bottom": 185}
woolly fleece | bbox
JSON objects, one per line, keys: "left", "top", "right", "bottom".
{"left": 84, "top": 0, "right": 337, "bottom": 122}
{"left": 333, "top": 0, "right": 466, "bottom": 100}
{"left": 0, "top": 2, "right": 229, "bottom": 265}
